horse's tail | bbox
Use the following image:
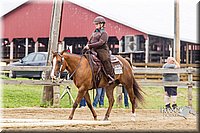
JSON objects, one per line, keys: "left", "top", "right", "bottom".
{"left": 124, "top": 57, "right": 144, "bottom": 103}
{"left": 133, "top": 77, "right": 145, "bottom": 103}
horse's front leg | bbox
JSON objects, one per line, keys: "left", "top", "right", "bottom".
{"left": 104, "top": 86, "right": 115, "bottom": 121}
{"left": 84, "top": 91, "right": 97, "bottom": 120}
{"left": 68, "top": 87, "right": 86, "bottom": 120}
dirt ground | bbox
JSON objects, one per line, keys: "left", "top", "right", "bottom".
{"left": 1, "top": 107, "right": 198, "bottom": 132}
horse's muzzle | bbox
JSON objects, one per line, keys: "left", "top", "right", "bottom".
{"left": 51, "top": 74, "right": 64, "bottom": 83}
{"left": 51, "top": 75, "right": 57, "bottom": 82}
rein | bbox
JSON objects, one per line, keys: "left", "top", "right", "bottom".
{"left": 59, "top": 53, "right": 83, "bottom": 80}
{"left": 68, "top": 55, "right": 83, "bottom": 79}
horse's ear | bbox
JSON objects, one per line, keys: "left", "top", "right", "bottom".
{"left": 60, "top": 50, "right": 65, "bottom": 55}
{"left": 61, "top": 50, "right": 68, "bottom": 55}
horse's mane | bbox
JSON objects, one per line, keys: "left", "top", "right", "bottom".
{"left": 61, "top": 50, "right": 82, "bottom": 59}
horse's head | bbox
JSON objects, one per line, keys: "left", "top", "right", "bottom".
{"left": 50, "top": 51, "right": 65, "bottom": 81}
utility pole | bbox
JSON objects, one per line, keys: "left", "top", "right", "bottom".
{"left": 174, "top": 0, "right": 180, "bottom": 64}
{"left": 47, "top": 0, "right": 63, "bottom": 65}
{"left": 42, "top": 0, "right": 63, "bottom": 107}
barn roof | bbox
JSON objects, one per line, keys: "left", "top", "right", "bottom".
{"left": 0, "top": 0, "right": 198, "bottom": 43}
{"left": 68, "top": 0, "right": 198, "bottom": 43}
{"left": 1, "top": 0, "right": 146, "bottom": 41}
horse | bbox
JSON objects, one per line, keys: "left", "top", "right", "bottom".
{"left": 50, "top": 50, "right": 144, "bottom": 121}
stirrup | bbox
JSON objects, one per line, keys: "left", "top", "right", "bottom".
{"left": 108, "top": 75, "right": 115, "bottom": 84}
{"left": 108, "top": 80, "right": 114, "bottom": 84}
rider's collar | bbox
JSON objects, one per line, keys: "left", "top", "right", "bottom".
{"left": 94, "top": 29, "right": 100, "bottom": 32}
{"left": 94, "top": 28, "right": 104, "bottom": 33}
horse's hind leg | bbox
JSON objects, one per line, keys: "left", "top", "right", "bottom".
{"left": 68, "top": 87, "right": 86, "bottom": 120}
{"left": 104, "top": 85, "right": 115, "bottom": 120}
{"left": 124, "top": 84, "right": 136, "bottom": 121}
{"left": 84, "top": 91, "right": 97, "bottom": 120}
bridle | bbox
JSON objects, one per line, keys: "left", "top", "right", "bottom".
{"left": 52, "top": 52, "right": 83, "bottom": 82}
{"left": 57, "top": 53, "right": 65, "bottom": 79}
{"left": 51, "top": 53, "right": 64, "bottom": 82}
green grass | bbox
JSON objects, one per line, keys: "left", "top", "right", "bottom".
{"left": 1, "top": 83, "right": 198, "bottom": 111}
{"left": 2, "top": 84, "right": 42, "bottom": 108}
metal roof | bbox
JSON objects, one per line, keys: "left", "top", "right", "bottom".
{"left": 68, "top": 0, "right": 198, "bottom": 43}
{"left": 2, "top": 1, "right": 147, "bottom": 41}
{"left": 0, "top": 0, "right": 198, "bottom": 43}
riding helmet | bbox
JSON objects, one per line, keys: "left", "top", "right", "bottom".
{"left": 93, "top": 16, "right": 106, "bottom": 24}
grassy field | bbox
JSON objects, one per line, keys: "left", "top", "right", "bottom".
{"left": 1, "top": 82, "right": 198, "bottom": 110}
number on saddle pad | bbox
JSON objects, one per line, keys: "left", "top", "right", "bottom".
{"left": 113, "top": 64, "right": 123, "bottom": 74}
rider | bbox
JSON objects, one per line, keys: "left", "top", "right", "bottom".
{"left": 84, "top": 16, "right": 115, "bottom": 84}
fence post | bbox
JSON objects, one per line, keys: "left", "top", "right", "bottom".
{"left": 187, "top": 67, "right": 193, "bottom": 107}
{"left": 116, "top": 85, "right": 122, "bottom": 108}
{"left": 42, "top": 0, "right": 63, "bottom": 107}
{"left": 53, "top": 85, "right": 60, "bottom": 107}
{"left": 41, "top": 86, "right": 53, "bottom": 107}
{"left": 41, "top": 85, "right": 60, "bottom": 107}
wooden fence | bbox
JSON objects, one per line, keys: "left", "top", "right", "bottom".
{"left": 1, "top": 66, "right": 199, "bottom": 107}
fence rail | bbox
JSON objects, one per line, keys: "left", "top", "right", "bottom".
{"left": 1, "top": 67, "right": 199, "bottom": 87}
{"left": 1, "top": 66, "right": 199, "bottom": 107}
{"left": 1, "top": 66, "right": 198, "bottom": 75}
{"left": 1, "top": 66, "right": 52, "bottom": 71}
{"left": 2, "top": 79, "right": 199, "bottom": 88}
{"left": 133, "top": 67, "right": 198, "bottom": 74}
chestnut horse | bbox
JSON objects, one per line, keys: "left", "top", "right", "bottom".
{"left": 51, "top": 50, "right": 144, "bottom": 121}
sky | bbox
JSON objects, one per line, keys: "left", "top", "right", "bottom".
{"left": 0, "top": 0, "right": 28, "bottom": 17}
{"left": 0, "top": 0, "right": 199, "bottom": 43}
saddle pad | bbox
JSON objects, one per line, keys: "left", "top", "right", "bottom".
{"left": 113, "top": 64, "right": 123, "bottom": 74}
{"left": 111, "top": 55, "right": 123, "bottom": 74}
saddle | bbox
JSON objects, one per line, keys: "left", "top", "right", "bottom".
{"left": 84, "top": 50, "right": 123, "bottom": 88}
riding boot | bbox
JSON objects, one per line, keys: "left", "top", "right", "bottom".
{"left": 165, "top": 103, "right": 171, "bottom": 109}
{"left": 102, "top": 59, "right": 115, "bottom": 84}
{"left": 172, "top": 104, "right": 177, "bottom": 110}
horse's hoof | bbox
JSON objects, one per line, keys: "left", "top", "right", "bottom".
{"left": 131, "top": 113, "right": 136, "bottom": 121}
{"left": 94, "top": 116, "right": 97, "bottom": 120}
{"left": 68, "top": 117, "right": 73, "bottom": 120}
{"left": 103, "top": 117, "right": 108, "bottom": 121}
{"left": 58, "top": 79, "right": 64, "bottom": 83}
{"left": 131, "top": 117, "right": 136, "bottom": 121}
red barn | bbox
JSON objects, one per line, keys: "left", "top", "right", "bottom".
{"left": 1, "top": 0, "right": 146, "bottom": 58}
{"left": 1, "top": 0, "right": 199, "bottom": 65}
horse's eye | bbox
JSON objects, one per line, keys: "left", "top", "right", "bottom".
{"left": 57, "top": 61, "right": 61, "bottom": 65}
